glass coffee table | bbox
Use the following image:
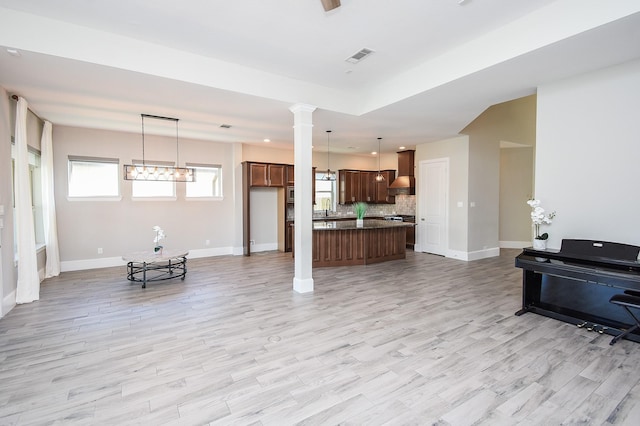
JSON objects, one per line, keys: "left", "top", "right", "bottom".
{"left": 122, "top": 249, "right": 188, "bottom": 288}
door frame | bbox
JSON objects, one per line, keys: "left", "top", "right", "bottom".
{"left": 417, "top": 157, "right": 449, "bottom": 256}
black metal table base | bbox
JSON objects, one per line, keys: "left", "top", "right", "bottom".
{"left": 126, "top": 256, "right": 187, "bottom": 288}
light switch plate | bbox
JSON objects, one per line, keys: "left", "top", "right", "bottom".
{"left": 0, "top": 205, "right": 4, "bottom": 215}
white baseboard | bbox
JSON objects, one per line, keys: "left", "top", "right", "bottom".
{"left": 185, "top": 247, "right": 234, "bottom": 259}
{"left": 250, "top": 243, "right": 279, "bottom": 253}
{"left": 2, "top": 290, "right": 16, "bottom": 318}
{"left": 467, "top": 247, "right": 500, "bottom": 261}
{"left": 61, "top": 256, "right": 126, "bottom": 272}
{"left": 500, "top": 240, "right": 530, "bottom": 249}
{"left": 60, "top": 246, "right": 239, "bottom": 272}
{"left": 433, "top": 247, "right": 500, "bottom": 261}
{"left": 446, "top": 249, "right": 469, "bottom": 261}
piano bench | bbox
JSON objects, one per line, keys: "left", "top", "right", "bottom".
{"left": 609, "top": 292, "right": 640, "bottom": 345}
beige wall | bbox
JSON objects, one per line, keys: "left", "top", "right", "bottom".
{"left": 415, "top": 135, "right": 469, "bottom": 253}
{"left": 0, "top": 89, "right": 14, "bottom": 314}
{"left": 500, "top": 147, "right": 534, "bottom": 243}
{"left": 462, "top": 95, "right": 536, "bottom": 251}
{"left": 53, "top": 125, "right": 238, "bottom": 264}
{"left": 415, "top": 95, "right": 535, "bottom": 257}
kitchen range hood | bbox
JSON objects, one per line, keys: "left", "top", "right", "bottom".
{"left": 389, "top": 150, "right": 415, "bottom": 195}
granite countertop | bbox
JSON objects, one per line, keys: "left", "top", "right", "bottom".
{"left": 313, "top": 219, "right": 415, "bottom": 230}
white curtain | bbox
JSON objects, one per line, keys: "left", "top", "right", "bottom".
{"left": 14, "top": 97, "right": 40, "bottom": 304}
{"left": 41, "top": 121, "right": 60, "bottom": 278}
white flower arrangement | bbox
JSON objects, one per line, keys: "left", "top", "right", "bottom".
{"left": 527, "top": 199, "right": 556, "bottom": 240}
{"left": 153, "top": 225, "right": 166, "bottom": 252}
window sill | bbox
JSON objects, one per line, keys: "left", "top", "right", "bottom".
{"left": 185, "top": 197, "right": 224, "bottom": 201}
{"left": 14, "top": 243, "right": 46, "bottom": 265}
{"left": 67, "top": 196, "right": 122, "bottom": 202}
{"left": 132, "top": 197, "right": 178, "bottom": 201}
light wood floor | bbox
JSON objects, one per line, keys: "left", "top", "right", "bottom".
{"left": 2, "top": 249, "right": 640, "bottom": 425}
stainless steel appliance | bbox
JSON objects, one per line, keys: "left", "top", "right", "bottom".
{"left": 384, "top": 215, "right": 415, "bottom": 249}
{"left": 286, "top": 186, "right": 294, "bottom": 204}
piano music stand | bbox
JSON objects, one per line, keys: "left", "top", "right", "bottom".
{"left": 609, "top": 290, "right": 640, "bottom": 345}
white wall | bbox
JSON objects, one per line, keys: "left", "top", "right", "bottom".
{"left": 536, "top": 59, "right": 640, "bottom": 249}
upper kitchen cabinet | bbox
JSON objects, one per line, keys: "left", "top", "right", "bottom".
{"left": 286, "top": 165, "right": 295, "bottom": 185}
{"left": 339, "top": 170, "right": 360, "bottom": 204}
{"left": 248, "top": 162, "right": 286, "bottom": 187}
{"left": 339, "top": 169, "right": 396, "bottom": 204}
{"left": 375, "top": 170, "right": 396, "bottom": 203}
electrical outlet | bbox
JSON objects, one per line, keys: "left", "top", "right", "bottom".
{"left": 250, "top": 240, "right": 255, "bottom": 245}
{"left": 97, "top": 247, "right": 103, "bottom": 254}
{"left": 205, "top": 239, "right": 210, "bottom": 246}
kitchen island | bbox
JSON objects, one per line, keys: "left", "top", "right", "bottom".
{"left": 311, "top": 219, "right": 414, "bottom": 267}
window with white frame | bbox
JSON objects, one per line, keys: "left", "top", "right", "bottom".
{"left": 11, "top": 144, "right": 44, "bottom": 245}
{"left": 68, "top": 156, "right": 120, "bottom": 198}
{"left": 314, "top": 171, "right": 336, "bottom": 212}
{"left": 186, "top": 164, "right": 222, "bottom": 198}
{"left": 130, "top": 160, "right": 176, "bottom": 198}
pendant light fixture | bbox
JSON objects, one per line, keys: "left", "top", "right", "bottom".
{"left": 124, "top": 114, "right": 195, "bottom": 182}
{"left": 375, "top": 137, "right": 385, "bottom": 182}
{"left": 322, "top": 130, "right": 336, "bottom": 181}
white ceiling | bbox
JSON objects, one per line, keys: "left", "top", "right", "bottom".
{"left": 0, "top": 0, "right": 639, "bottom": 155}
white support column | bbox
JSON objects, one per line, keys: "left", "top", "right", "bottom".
{"left": 289, "top": 103, "right": 316, "bottom": 293}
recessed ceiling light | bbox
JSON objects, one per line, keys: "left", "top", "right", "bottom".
{"left": 263, "top": 138, "right": 271, "bottom": 143}
{"left": 399, "top": 146, "right": 406, "bottom": 150}
{"left": 371, "top": 151, "right": 377, "bottom": 155}
{"left": 6, "top": 48, "right": 21, "bottom": 57}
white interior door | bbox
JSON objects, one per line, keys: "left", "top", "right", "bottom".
{"left": 419, "top": 158, "right": 449, "bottom": 256}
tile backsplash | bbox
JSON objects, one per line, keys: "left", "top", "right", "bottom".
{"left": 300, "top": 194, "right": 416, "bottom": 219}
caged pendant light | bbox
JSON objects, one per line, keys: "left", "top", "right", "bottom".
{"left": 124, "top": 114, "right": 195, "bottom": 182}
{"left": 322, "top": 130, "right": 336, "bottom": 181}
{"left": 375, "top": 137, "right": 385, "bottom": 182}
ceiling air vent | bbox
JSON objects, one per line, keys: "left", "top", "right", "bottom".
{"left": 345, "top": 48, "right": 375, "bottom": 64}
{"left": 220, "top": 124, "right": 232, "bottom": 129}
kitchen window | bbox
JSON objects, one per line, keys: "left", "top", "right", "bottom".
{"left": 314, "top": 171, "right": 336, "bottom": 212}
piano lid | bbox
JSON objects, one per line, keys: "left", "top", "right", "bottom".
{"left": 559, "top": 239, "right": 640, "bottom": 262}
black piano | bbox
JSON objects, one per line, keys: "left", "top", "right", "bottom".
{"left": 515, "top": 239, "right": 640, "bottom": 343}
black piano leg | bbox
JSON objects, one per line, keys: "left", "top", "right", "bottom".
{"left": 515, "top": 307, "right": 530, "bottom": 316}
{"left": 610, "top": 325, "right": 639, "bottom": 345}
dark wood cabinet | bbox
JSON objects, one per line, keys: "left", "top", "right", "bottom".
{"left": 360, "top": 171, "right": 375, "bottom": 203}
{"left": 249, "top": 163, "right": 285, "bottom": 187}
{"left": 375, "top": 170, "right": 396, "bottom": 203}
{"left": 339, "top": 169, "right": 396, "bottom": 204}
{"left": 286, "top": 165, "right": 294, "bottom": 185}
{"left": 397, "top": 150, "right": 415, "bottom": 176}
{"left": 285, "top": 220, "right": 293, "bottom": 252}
{"left": 339, "top": 170, "right": 361, "bottom": 204}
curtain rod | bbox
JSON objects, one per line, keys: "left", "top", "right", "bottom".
{"left": 10, "top": 94, "right": 43, "bottom": 119}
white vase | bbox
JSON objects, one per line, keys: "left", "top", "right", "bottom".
{"left": 532, "top": 239, "right": 546, "bottom": 250}
{"left": 356, "top": 218, "right": 364, "bottom": 228}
